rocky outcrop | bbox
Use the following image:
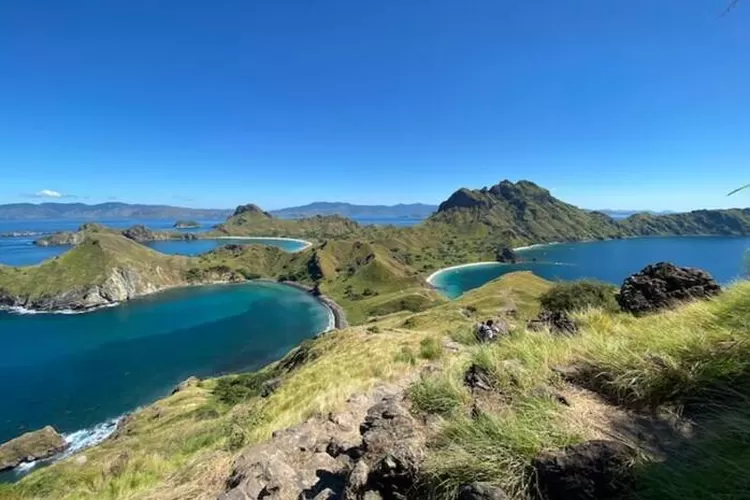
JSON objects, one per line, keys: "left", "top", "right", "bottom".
{"left": 527, "top": 310, "right": 578, "bottom": 335}
{"left": 531, "top": 440, "right": 635, "bottom": 500}
{"left": 617, "top": 262, "right": 722, "bottom": 315}
{"left": 34, "top": 231, "right": 85, "bottom": 247}
{"left": 121, "top": 225, "right": 197, "bottom": 243}
{"left": 0, "top": 267, "right": 181, "bottom": 312}
{"left": 0, "top": 425, "right": 68, "bottom": 472}
{"left": 458, "top": 483, "right": 508, "bottom": 500}
{"left": 233, "top": 204, "right": 272, "bottom": 218}
{"left": 219, "top": 386, "right": 424, "bottom": 500}
{"left": 495, "top": 247, "right": 518, "bottom": 263}
{"left": 173, "top": 220, "right": 200, "bottom": 229}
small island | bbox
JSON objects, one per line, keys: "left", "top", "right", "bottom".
{"left": 173, "top": 220, "right": 200, "bottom": 229}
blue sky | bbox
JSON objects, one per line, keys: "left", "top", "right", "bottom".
{"left": 0, "top": 0, "right": 748, "bottom": 211}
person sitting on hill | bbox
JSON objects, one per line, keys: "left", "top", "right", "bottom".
{"left": 475, "top": 319, "right": 500, "bottom": 343}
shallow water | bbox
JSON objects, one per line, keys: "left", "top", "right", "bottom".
{"left": 431, "top": 236, "right": 750, "bottom": 298}
{"left": 0, "top": 282, "right": 329, "bottom": 467}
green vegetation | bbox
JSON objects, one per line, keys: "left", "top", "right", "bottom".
{"left": 538, "top": 280, "right": 619, "bottom": 314}
{"left": 5, "top": 271, "right": 750, "bottom": 499}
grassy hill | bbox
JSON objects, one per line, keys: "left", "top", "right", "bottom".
{"left": 5, "top": 272, "right": 750, "bottom": 499}
{"left": 0, "top": 232, "right": 189, "bottom": 310}
{"left": 621, "top": 208, "right": 750, "bottom": 235}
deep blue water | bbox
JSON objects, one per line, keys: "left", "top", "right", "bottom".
{"left": 431, "top": 237, "right": 750, "bottom": 299}
{"left": 0, "top": 282, "right": 329, "bottom": 451}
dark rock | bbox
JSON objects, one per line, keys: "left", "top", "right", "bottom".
{"left": 458, "top": 482, "right": 508, "bottom": 500}
{"left": 0, "top": 426, "right": 68, "bottom": 472}
{"left": 121, "top": 224, "right": 156, "bottom": 242}
{"left": 617, "top": 262, "right": 721, "bottom": 315}
{"left": 261, "top": 377, "right": 283, "bottom": 398}
{"left": 464, "top": 364, "right": 494, "bottom": 392}
{"left": 531, "top": 440, "right": 636, "bottom": 500}
{"left": 527, "top": 310, "right": 578, "bottom": 335}
{"left": 344, "top": 460, "right": 370, "bottom": 499}
{"left": 171, "top": 376, "right": 200, "bottom": 394}
{"left": 496, "top": 246, "right": 519, "bottom": 264}
{"left": 357, "top": 397, "right": 425, "bottom": 499}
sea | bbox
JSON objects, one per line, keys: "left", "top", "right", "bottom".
{"left": 0, "top": 282, "right": 330, "bottom": 481}
{"left": 430, "top": 236, "right": 750, "bottom": 299}
{"left": 0, "top": 215, "right": 419, "bottom": 479}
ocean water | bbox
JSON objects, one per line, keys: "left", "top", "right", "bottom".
{"left": 0, "top": 219, "right": 307, "bottom": 266}
{"left": 0, "top": 281, "right": 330, "bottom": 478}
{"left": 431, "top": 236, "right": 750, "bottom": 299}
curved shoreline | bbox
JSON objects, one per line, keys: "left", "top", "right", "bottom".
{"left": 425, "top": 261, "right": 506, "bottom": 285}
{"left": 211, "top": 236, "right": 313, "bottom": 252}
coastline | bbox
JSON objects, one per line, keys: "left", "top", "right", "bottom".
{"left": 276, "top": 280, "right": 349, "bottom": 330}
{"left": 211, "top": 236, "right": 313, "bottom": 252}
{"left": 425, "top": 261, "right": 506, "bottom": 285}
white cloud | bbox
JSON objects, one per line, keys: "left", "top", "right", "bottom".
{"left": 24, "top": 189, "right": 77, "bottom": 199}
{"left": 37, "top": 189, "right": 63, "bottom": 198}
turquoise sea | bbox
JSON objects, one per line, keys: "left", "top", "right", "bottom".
{"left": 0, "top": 282, "right": 329, "bottom": 478}
{"left": 431, "top": 236, "right": 750, "bottom": 299}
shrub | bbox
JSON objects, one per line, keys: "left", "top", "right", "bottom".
{"left": 213, "top": 371, "right": 276, "bottom": 405}
{"left": 419, "top": 337, "right": 444, "bottom": 360}
{"left": 409, "top": 375, "right": 468, "bottom": 416}
{"left": 539, "top": 280, "right": 618, "bottom": 314}
{"left": 394, "top": 346, "right": 417, "bottom": 365}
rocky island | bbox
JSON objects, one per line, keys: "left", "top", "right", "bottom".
{"left": 173, "top": 219, "right": 200, "bottom": 229}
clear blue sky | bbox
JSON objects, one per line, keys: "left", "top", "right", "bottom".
{"left": 0, "top": 0, "right": 747, "bottom": 211}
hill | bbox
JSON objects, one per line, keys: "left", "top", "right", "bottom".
{"left": 271, "top": 202, "right": 437, "bottom": 219}
{"left": 621, "top": 208, "right": 750, "bottom": 235}
{"left": 0, "top": 202, "right": 232, "bottom": 220}
{"left": 426, "top": 180, "right": 630, "bottom": 248}
{"left": 0, "top": 231, "right": 190, "bottom": 311}
{"left": 6, "top": 271, "right": 750, "bottom": 499}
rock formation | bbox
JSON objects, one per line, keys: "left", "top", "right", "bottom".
{"left": 527, "top": 310, "right": 578, "bottom": 335}
{"left": 0, "top": 426, "right": 68, "bottom": 472}
{"left": 495, "top": 247, "right": 518, "bottom": 263}
{"left": 233, "top": 204, "right": 272, "bottom": 218}
{"left": 617, "top": 262, "right": 722, "bottom": 315}
{"left": 531, "top": 440, "right": 635, "bottom": 500}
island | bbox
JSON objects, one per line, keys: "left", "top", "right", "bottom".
{"left": 4, "top": 179, "right": 750, "bottom": 500}
{"left": 173, "top": 220, "right": 200, "bottom": 229}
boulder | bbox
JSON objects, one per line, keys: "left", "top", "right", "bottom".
{"left": 458, "top": 482, "right": 508, "bottom": 500}
{"left": 464, "top": 364, "right": 494, "bottom": 392}
{"left": 495, "top": 247, "right": 519, "bottom": 264}
{"left": 353, "top": 397, "right": 425, "bottom": 499}
{"left": 527, "top": 310, "right": 577, "bottom": 335}
{"left": 531, "top": 440, "right": 635, "bottom": 500}
{"left": 171, "top": 376, "right": 200, "bottom": 395}
{"left": 0, "top": 425, "right": 68, "bottom": 471}
{"left": 617, "top": 262, "right": 721, "bottom": 315}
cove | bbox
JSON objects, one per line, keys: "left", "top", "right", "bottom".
{"left": 430, "top": 236, "right": 750, "bottom": 299}
{"left": 144, "top": 237, "right": 311, "bottom": 256}
{"left": 0, "top": 282, "right": 330, "bottom": 469}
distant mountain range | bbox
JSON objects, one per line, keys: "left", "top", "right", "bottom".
{"left": 0, "top": 202, "right": 233, "bottom": 221}
{"left": 596, "top": 209, "right": 675, "bottom": 219}
{"left": 270, "top": 202, "right": 437, "bottom": 219}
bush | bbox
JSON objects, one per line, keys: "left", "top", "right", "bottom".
{"left": 420, "top": 337, "right": 444, "bottom": 360}
{"left": 213, "top": 371, "right": 276, "bottom": 405}
{"left": 539, "top": 280, "right": 618, "bottom": 314}
{"left": 409, "top": 375, "right": 468, "bottom": 416}
{"left": 394, "top": 346, "right": 417, "bottom": 365}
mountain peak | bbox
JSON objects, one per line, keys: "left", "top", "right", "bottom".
{"left": 232, "top": 204, "right": 271, "bottom": 218}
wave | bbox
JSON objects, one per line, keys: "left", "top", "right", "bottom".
{"left": 8, "top": 416, "right": 123, "bottom": 477}
{"left": 1, "top": 302, "right": 120, "bottom": 316}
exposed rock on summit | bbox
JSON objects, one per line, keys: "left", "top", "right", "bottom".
{"left": 232, "top": 204, "right": 272, "bottom": 218}
{"left": 617, "top": 262, "right": 722, "bottom": 315}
